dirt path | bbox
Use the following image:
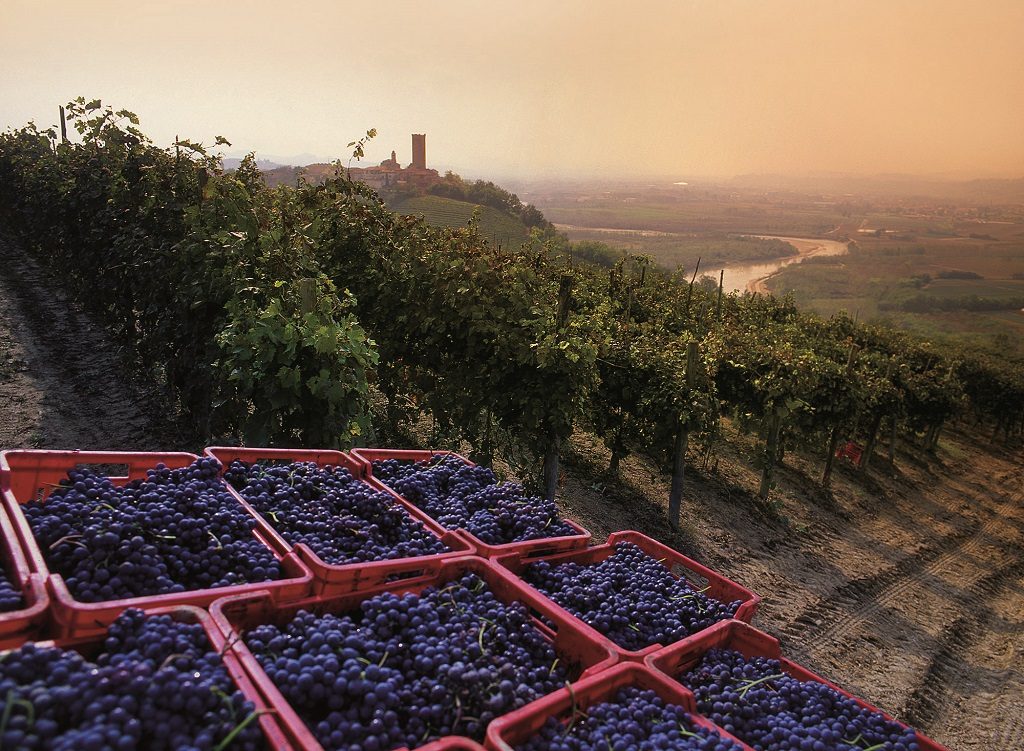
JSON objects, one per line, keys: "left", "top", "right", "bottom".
{"left": 0, "top": 233, "right": 189, "bottom": 451}
{"left": 560, "top": 425, "right": 1023, "bottom": 751}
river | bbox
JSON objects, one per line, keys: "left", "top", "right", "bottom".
{"left": 705, "top": 236, "right": 849, "bottom": 294}
{"left": 554, "top": 224, "right": 850, "bottom": 293}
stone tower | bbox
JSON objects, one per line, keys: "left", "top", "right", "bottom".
{"left": 411, "top": 134, "right": 426, "bottom": 170}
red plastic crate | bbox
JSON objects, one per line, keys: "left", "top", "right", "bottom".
{"left": 486, "top": 661, "right": 748, "bottom": 751}
{"left": 496, "top": 530, "right": 761, "bottom": 663}
{"left": 0, "top": 449, "right": 314, "bottom": 638}
{"left": 2, "top": 604, "right": 293, "bottom": 748}
{"left": 417, "top": 740, "right": 486, "bottom": 751}
{"left": 205, "top": 446, "right": 475, "bottom": 594}
{"left": 210, "top": 556, "right": 618, "bottom": 751}
{"left": 351, "top": 448, "right": 592, "bottom": 560}
{"left": 0, "top": 501, "right": 51, "bottom": 646}
{"left": 645, "top": 620, "right": 950, "bottom": 751}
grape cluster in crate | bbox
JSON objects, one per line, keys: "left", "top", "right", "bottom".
{"left": 0, "top": 447, "right": 949, "bottom": 750}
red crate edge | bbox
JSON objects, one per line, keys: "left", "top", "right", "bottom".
{"left": 485, "top": 661, "right": 748, "bottom": 751}
{"left": 0, "top": 500, "right": 52, "bottom": 645}
{"left": 494, "top": 530, "right": 761, "bottom": 664}
{"left": 209, "top": 556, "right": 619, "bottom": 751}
{"left": 0, "top": 449, "right": 316, "bottom": 639}
{"left": 205, "top": 446, "right": 476, "bottom": 593}
{"left": 644, "top": 620, "right": 950, "bottom": 751}
{"left": 353, "top": 447, "right": 592, "bottom": 560}
{"left": 3, "top": 603, "right": 294, "bottom": 749}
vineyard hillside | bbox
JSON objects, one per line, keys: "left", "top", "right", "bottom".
{"left": 0, "top": 231, "right": 1020, "bottom": 751}
{"left": 389, "top": 194, "right": 531, "bottom": 248}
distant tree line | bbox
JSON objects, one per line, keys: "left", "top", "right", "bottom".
{"left": 428, "top": 172, "right": 550, "bottom": 229}
{"left": 882, "top": 295, "right": 1024, "bottom": 313}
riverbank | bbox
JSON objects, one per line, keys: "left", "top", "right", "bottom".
{"left": 744, "top": 237, "right": 850, "bottom": 293}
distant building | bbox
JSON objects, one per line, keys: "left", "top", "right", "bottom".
{"left": 411, "top": 134, "right": 426, "bottom": 170}
{"left": 349, "top": 134, "right": 439, "bottom": 190}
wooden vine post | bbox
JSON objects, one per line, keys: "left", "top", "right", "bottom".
{"left": 608, "top": 285, "right": 636, "bottom": 475}
{"left": 668, "top": 340, "right": 699, "bottom": 530}
{"left": 715, "top": 269, "right": 724, "bottom": 323}
{"left": 758, "top": 412, "right": 782, "bottom": 500}
{"left": 861, "top": 356, "right": 896, "bottom": 471}
{"left": 543, "top": 274, "right": 573, "bottom": 501}
{"left": 822, "top": 344, "right": 858, "bottom": 487}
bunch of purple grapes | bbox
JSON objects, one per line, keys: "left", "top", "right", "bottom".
{"left": 516, "top": 686, "right": 743, "bottom": 751}
{"left": 22, "top": 458, "right": 281, "bottom": 602}
{"left": 0, "top": 608, "right": 266, "bottom": 750}
{"left": 523, "top": 542, "right": 741, "bottom": 651}
{"left": 0, "top": 567, "right": 23, "bottom": 612}
{"left": 372, "top": 456, "right": 577, "bottom": 545}
{"left": 244, "top": 573, "right": 571, "bottom": 751}
{"left": 679, "top": 648, "right": 921, "bottom": 751}
{"left": 223, "top": 460, "right": 447, "bottom": 565}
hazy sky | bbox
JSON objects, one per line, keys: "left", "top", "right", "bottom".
{"left": 2, "top": 0, "right": 1023, "bottom": 180}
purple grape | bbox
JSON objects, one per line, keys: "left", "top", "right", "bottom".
{"left": 0, "top": 566, "right": 23, "bottom": 612}
{"left": 679, "top": 647, "right": 921, "bottom": 751}
{"left": 516, "top": 686, "right": 744, "bottom": 751}
{"left": 22, "top": 457, "right": 281, "bottom": 602}
{"left": 243, "top": 573, "right": 572, "bottom": 751}
{"left": 0, "top": 608, "right": 266, "bottom": 750}
{"left": 373, "top": 456, "right": 577, "bottom": 545}
{"left": 223, "top": 460, "right": 447, "bottom": 565}
{"left": 523, "top": 542, "right": 741, "bottom": 651}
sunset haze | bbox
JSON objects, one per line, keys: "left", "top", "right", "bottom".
{"left": 2, "top": 0, "right": 1022, "bottom": 179}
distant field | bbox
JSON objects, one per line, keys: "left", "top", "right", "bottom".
{"left": 389, "top": 195, "right": 530, "bottom": 248}
{"left": 538, "top": 199, "right": 845, "bottom": 236}
{"left": 560, "top": 227, "right": 797, "bottom": 271}
{"left": 768, "top": 237, "right": 1024, "bottom": 356}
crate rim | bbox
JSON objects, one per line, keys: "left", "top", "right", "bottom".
{"left": 493, "top": 529, "right": 761, "bottom": 662}
{"left": 204, "top": 446, "right": 477, "bottom": 586}
{"left": 208, "top": 555, "right": 619, "bottom": 751}
{"left": 352, "top": 447, "right": 592, "bottom": 559}
{"left": 0, "top": 602, "right": 294, "bottom": 749}
{"left": 0, "top": 448, "right": 315, "bottom": 636}
{"left": 644, "top": 619, "right": 950, "bottom": 751}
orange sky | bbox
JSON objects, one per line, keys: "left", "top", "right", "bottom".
{"left": 2, "top": 0, "right": 1022, "bottom": 179}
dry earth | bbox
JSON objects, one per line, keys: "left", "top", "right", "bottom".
{"left": 1, "top": 233, "right": 1022, "bottom": 750}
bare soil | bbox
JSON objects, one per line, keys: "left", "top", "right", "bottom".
{"left": 559, "top": 422, "right": 1023, "bottom": 751}
{"left": 0, "top": 234, "right": 188, "bottom": 451}
{"left": 1, "top": 233, "right": 1021, "bottom": 750}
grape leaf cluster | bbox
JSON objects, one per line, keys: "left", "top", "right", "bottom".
{"left": 0, "top": 608, "right": 266, "bottom": 750}
{"left": 516, "top": 686, "right": 744, "bottom": 751}
{"left": 523, "top": 542, "right": 741, "bottom": 651}
{"left": 680, "top": 648, "right": 921, "bottom": 751}
{"left": 223, "top": 460, "right": 447, "bottom": 565}
{"left": 244, "top": 573, "right": 571, "bottom": 751}
{"left": 372, "top": 456, "right": 577, "bottom": 545}
{"left": 22, "top": 458, "right": 281, "bottom": 602}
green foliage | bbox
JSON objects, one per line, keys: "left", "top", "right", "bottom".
{"left": 0, "top": 99, "right": 377, "bottom": 446}
{"left": 1, "top": 99, "right": 1020, "bottom": 500}
{"left": 428, "top": 172, "right": 550, "bottom": 229}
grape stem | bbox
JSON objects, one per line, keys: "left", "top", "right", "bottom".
{"left": 213, "top": 708, "right": 269, "bottom": 751}
{"left": 737, "top": 673, "right": 786, "bottom": 698}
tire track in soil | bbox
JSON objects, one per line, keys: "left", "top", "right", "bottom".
{"left": 778, "top": 512, "right": 988, "bottom": 650}
{"left": 0, "top": 233, "right": 187, "bottom": 450}
{"left": 777, "top": 471, "right": 1024, "bottom": 747}
{"left": 901, "top": 555, "right": 1024, "bottom": 736}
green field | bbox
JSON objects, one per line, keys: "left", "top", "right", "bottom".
{"left": 768, "top": 240, "right": 1024, "bottom": 357}
{"left": 542, "top": 201, "right": 846, "bottom": 236}
{"left": 389, "top": 195, "right": 530, "bottom": 248}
